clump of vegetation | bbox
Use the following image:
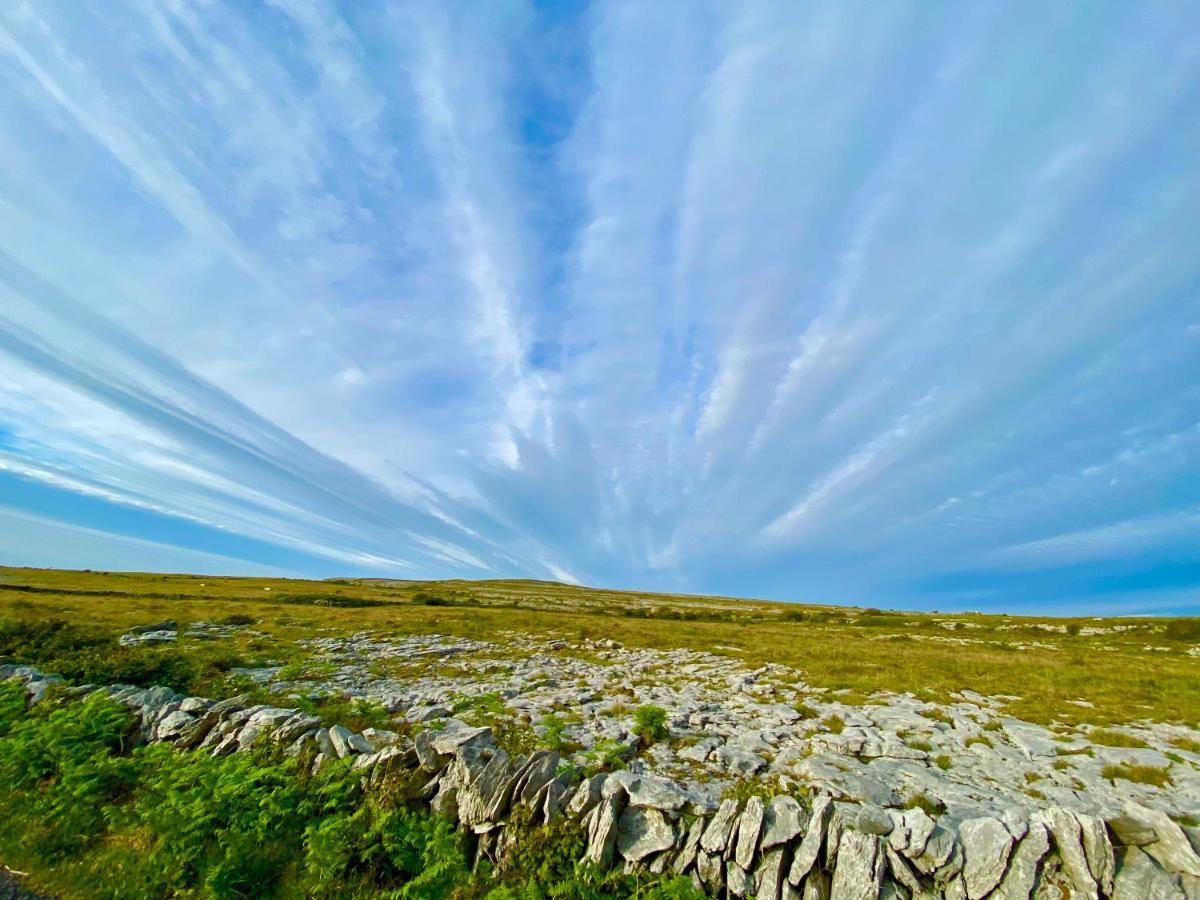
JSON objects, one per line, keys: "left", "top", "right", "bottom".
{"left": 1163, "top": 619, "right": 1200, "bottom": 642}
{"left": 0, "top": 619, "right": 243, "bottom": 696}
{"left": 934, "top": 754, "right": 952, "bottom": 771}
{"left": 0, "top": 684, "right": 700, "bottom": 899}
{"left": 540, "top": 713, "right": 568, "bottom": 752}
{"left": 920, "top": 707, "right": 954, "bottom": 726}
{"left": 823, "top": 714, "right": 846, "bottom": 735}
{"left": 411, "top": 592, "right": 454, "bottom": 607}
{"left": 1100, "top": 762, "right": 1172, "bottom": 788}
{"left": 1089, "top": 728, "right": 1150, "bottom": 749}
{"left": 906, "top": 737, "right": 933, "bottom": 752}
{"left": 633, "top": 705, "right": 669, "bottom": 745}
{"left": 1169, "top": 736, "right": 1200, "bottom": 754}
{"left": 965, "top": 735, "right": 993, "bottom": 750}
{"left": 903, "top": 791, "right": 945, "bottom": 816}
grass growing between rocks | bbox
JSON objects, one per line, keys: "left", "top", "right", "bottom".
{"left": 1100, "top": 762, "right": 1172, "bottom": 788}
{"left": 2, "top": 566, "right": 1199, "bottom": 727}
{"left": 0, "top": 682, "right": 700, "bottom": 900}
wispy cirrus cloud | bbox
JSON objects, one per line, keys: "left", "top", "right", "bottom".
{"left": 0, "top": 1, "right": 1197, "bottom": 612}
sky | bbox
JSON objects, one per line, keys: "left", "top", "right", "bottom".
{"left": 0, "top": 1, "right": 1198, "bottom": 615}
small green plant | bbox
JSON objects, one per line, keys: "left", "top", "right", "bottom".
{"left": 903, "top": 791, "right": 945, "bottom": 816}
{"left": 1169, "top": 736, "right": 1200, "bottom": 754}
{"left": 541, "top": 714, "right": 567, "bottom": 752}
{"left": 633, "top": 705, "right": 668, "bottom": 745}
{"left": 965, "top": 735, "right": 993, "bottom": 750}
{"left": 920, "top": 708, "right": 954, "bottom": 726}
{"left": 982, "top": 719, "right": 1003, "bottom": 732}
{"left": 1100, "top": 763, "right": 1171, "bottom": 787}
{"left": 906, "top": 737, "right": 933, "bottom": 752}
{"left": 823, "top": 714, "right": 846, "bottom": 735}
{"left": 1089, "top": 728, "right": 1149, "bottom": 749}
{"left": 934, "top": 754, "right": 952, "bottom": 771}
{"left": 793, "top": 701, "right": 819, "bottom": 719}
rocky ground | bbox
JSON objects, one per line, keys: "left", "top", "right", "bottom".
{"left": 84, "top": 624, "right": 1200, "bottom": 898}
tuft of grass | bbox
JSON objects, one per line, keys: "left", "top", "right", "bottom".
{"left": 934, "top": 754, "right": 952, "bottom": 771}
{"left": 982, "top": 719, "right": 1003, "bottom": 732}
{"left": 1089, "top": 728, "right": 1149, "bottom": 749}
{"left": 793, "top": 702, "right": 819, "bottom": 719}
{"left": 823, "top": 714, "right": 846, "bottom": 735}
{"left": 1168, "top": 736, "right": 1200, "bottom": 754}
{"left": 965, "top": 735, "right": 993, "bottom": 750}
{"left": 1100, "top": 763, "right": 1171, "bottom": 788}
{"left": 920, "top": 708, "right": 954, "bottom": 726}
{"left": 906, "top": 737, "right": 933, "bottom": 752}
{"left": 903, "top": 791, "right": 945, "bottom": 816}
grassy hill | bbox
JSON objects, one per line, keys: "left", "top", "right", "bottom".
{"left": 2, "top": 566, "right": 1197, "bottom": 727}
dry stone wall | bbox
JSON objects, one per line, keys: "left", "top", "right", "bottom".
{"left": 3, "top": 663, "right": 1199, "bottom": 899}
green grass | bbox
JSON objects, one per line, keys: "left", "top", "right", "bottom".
{"left": 1, "top": 566, "right": 1198, "bottom": 727}
{"left": 965, "top": 735, "right": 993, "bottom": 749}
{"left": 1100, "top": 762, "right": 1172, "bottom": 788}
{"left": 1088, "top": 728, "right": 1150, "bottom": 749}
{"left": 0, "top": 682, "right": 700, "bottom": 900}
{"left": 934, "top": 754, "right": 953, "bottom": 771}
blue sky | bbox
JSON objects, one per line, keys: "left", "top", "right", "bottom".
{"left": 0, "top": 1, "right": 1198, "bottom": 614}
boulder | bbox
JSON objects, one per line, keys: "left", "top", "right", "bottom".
{"left": 856, "top": 805, "right": 893, "bottom": 837}
{"left": 1112, "top": 846, "right": 1187, "bottom": 899}
{"left": 701, "top": 799, "right": 741, "bottom": 854}
{"left": 991, "top": 821, "right": 1048, "bottom": 900}
{"left": 584, "top": 794, "right": 623, "bottom": 867}
{"left": 673, "top": 817, "right": 706, "bottom": 874}
{"left": 755, "top": 846, "right": 788, "bottom": 900}
{"left": 1035, "top": 807, "right": 1098, "bottom": 900}
{"left": 617, "top": 807, "right": 676, "bottom": 863}
{"left": 1077, "top": 813, "right": 1115, "bottom": 897}
{"left": 627, "top": 774, "right": 690, "bottom": 813}
{"left": 789, "top": 794, "right": 832, "bottom": 885}
{"left": 1112, "top": 802, "right": 1200, "bottom": 878}
{"left": 958, "top": 816, "right": 1014, "bottom": 900}
{"left": 763, "top": 795, "right": 807, "bottom": 849}
{"left": 830, "top": 830, "right": 884, "bottom": 900}
{"left": 735, "top": 796, "right": 765, "bottom": 869}
{"left": 726, "top": 860, "right": 751, "bottom": 897}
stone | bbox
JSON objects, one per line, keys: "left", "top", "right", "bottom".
{"left": 763, "top": 795, "right": 807, "bottom": 849}
{"left": 237, "top": 708, "right": 294, "bottom": 748}
{"left": 1114, "top": 802, "right": 1200, "bottom": 878}
{"left": 327, "top": 724, "right": 359, "bottom": 758}
{"left": 429, "top": 724, "right": 493, "bottom": 757}
{"left": 673, "top": 816, "right": 706, "bottom": 874}
{"left": 1077, "top": 813, "right": 1115, "bottom": 896}
{"left": 891, "top": 808, "right": 935, "bottom": 858}
{"left": 735, "top": 796, "right": 765, "bottom": 870}
{"left": 585, "top": 794, "right": 622, "bottom": 867}
{"left": 1112, "top": 846, "right": 1186, "bottom": 899}
{"left": 155, "top": 710, "right": 195, "bottom": 742}
{"left": 726, "top": 860, "right": 750, "bottom": 897}
{"left": 856, "top": 805, "right": 894, "bottom": 837}
{"left": 958, "top": 817, "right": 1014, "bottom": 900}
{"left": 802, "top": 869, "right": 831, "bottom": 900}
{"left": 701, "top": 799, "right": 741, "bottom": 854}
{"left": 696, "top": 850, "right": 724, "bottom": 893}
{"left": 883, "top": 846, "right": 923, "bottom": 896}
{"left": 414, "top": 729, "right": 444, "bottom": 771}
{"left": 513, "top": 750, "right": 559, "bottom": 804}
{"left": 911, "top": 824, "right": 957, "bottom": 877}
{"left": 567, "top": 774, "right": 606, "bottom": 818}
{"left": 830, "top": 831, "right": 884, "bottom": 900}
{"left": 1035, "top": 808, "right": 1098, "bottom": 900}
{"left": 789, "top": 794, "right": 832, "bottom": 885}
{"left": 755, "top": 846, "right": 788, "bottom": 900}
{"left": 627, "top": 774, "right": 690, "bottom": 813}
{"left": 991, "top": 821, "right": 1049, "bottom": 900}
{"left": 617, "top": 807, "right": 676, "bottom": 863}
{"left": 458, "top": 749, "right": 516, "bottom": 825}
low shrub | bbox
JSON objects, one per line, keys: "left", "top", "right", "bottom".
{"left": 0, "top": 686, "right": 700, "bottom": 899}
{"left": 633, "top": 705, "right": 669, "bottom": 745}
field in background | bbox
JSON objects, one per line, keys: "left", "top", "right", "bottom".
{"left": 1, "top": 565, "right": 1197, "bottom": 727}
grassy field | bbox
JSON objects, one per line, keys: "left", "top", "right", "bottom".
{"left": 1, "top": 566, "right": 1198, "bottom": 727}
